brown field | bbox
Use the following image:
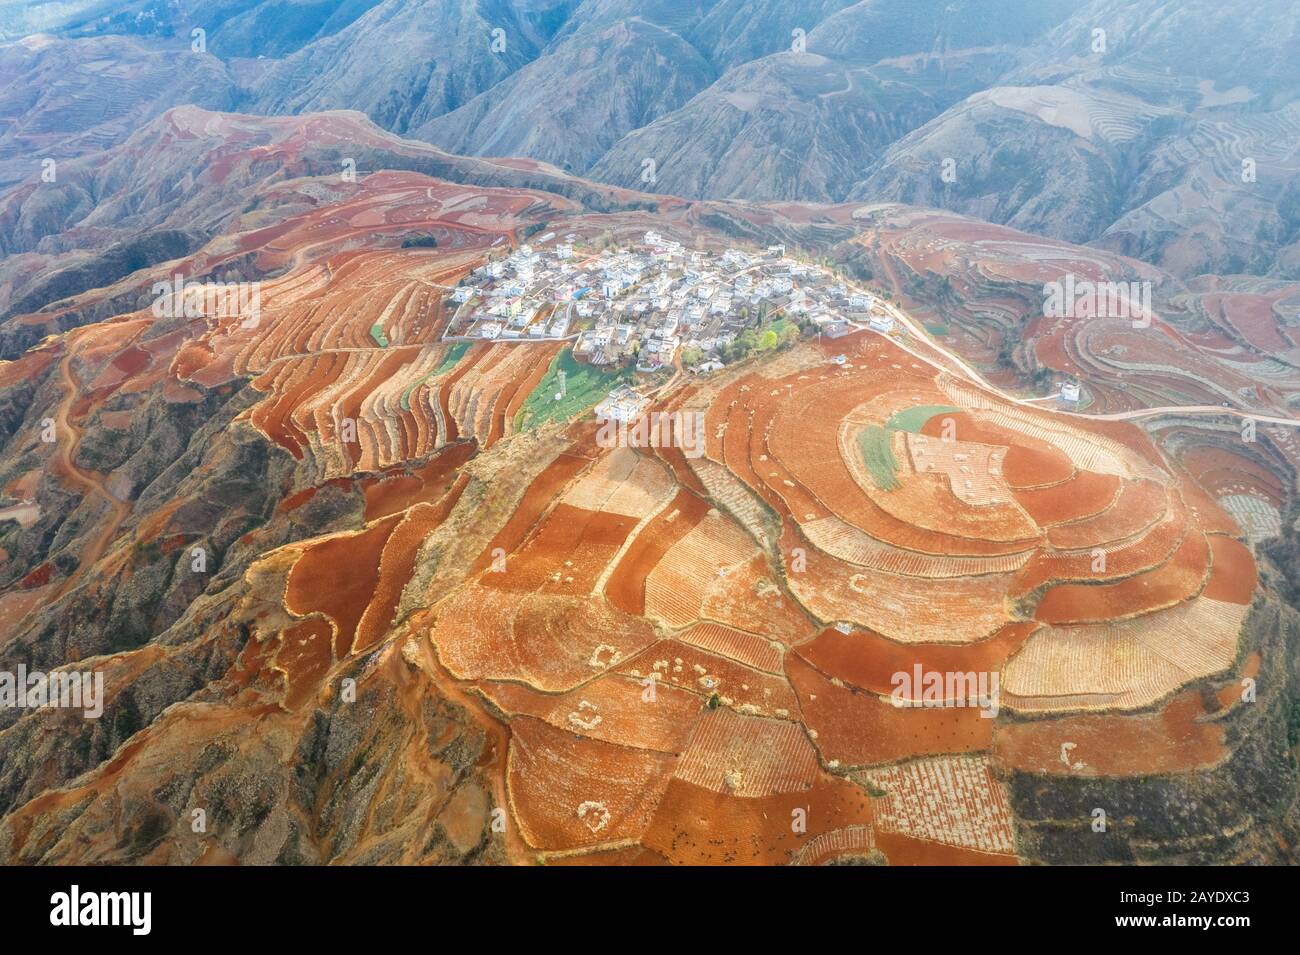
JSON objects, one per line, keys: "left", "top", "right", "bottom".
{"left": 1203, "top": 535, "right": 1257, "bottom": 604}
{"left": 640, "top": 774, "right": 874, "bottom": 865}
{"left": 796, "top": 622, "right": 1037, "bottom": 697}
{"left": 1033, "top": 527, "right": 1209, "bottom": 624}
{"left": 994, "top": 689, "right": 1226, "bottom": 776}
{"left": 787, "top": 656, "right": 994, "bottom": 765}
{"left": 428, "top": 585, "right": 657, "bottom": 692}
{"left": 507, "top": 716, "right": 677, "bottom": 851}
{"left": 603, "top": 489, "right": 711, "bottom": 614}
{"left": 483, "top": 503, "right": 639, "bottom": 595}
{"left": 478, "top": 672, "right": 703, "bottom": 753}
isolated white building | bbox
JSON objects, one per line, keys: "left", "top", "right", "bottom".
{"left": 595, "top": 384, "right": 649, "bottom": 423}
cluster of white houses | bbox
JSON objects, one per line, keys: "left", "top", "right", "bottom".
{"left": 445, "top": 231, "right": 897, "bottom": 371}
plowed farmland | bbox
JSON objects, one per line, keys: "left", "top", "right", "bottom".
{"left": 2, "top": 169, "right": 1275, "bottom": 868}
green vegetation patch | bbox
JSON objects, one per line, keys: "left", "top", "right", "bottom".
{"left": 400, "top": 341, "right": 471, "bottom": 411}
{"left": 885, "top": 404, "right": 959, "bottom": 434}
{"left": 857, "top": 425, "right": 900, "bottom": 492}
{"left": 370, "top": 324, "right": 389, "bottom": 348}
{"left": 519, "top": 347, "right": 629, "bottom": 431}
{"left": 434, "top": 340, "right": 470, "bottom": 376}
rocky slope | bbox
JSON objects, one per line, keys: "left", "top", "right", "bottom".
{"left": 419, "top": 17, "right": 715, "bottom": 174}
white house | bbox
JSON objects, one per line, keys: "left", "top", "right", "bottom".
{"left": 595, "top": 384, "right": 649, "bottom": 423}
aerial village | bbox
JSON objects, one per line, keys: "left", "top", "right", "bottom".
{"left": 444, "top": 230, "right": 897, "bottom": 368}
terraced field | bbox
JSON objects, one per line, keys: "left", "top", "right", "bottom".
{"left": 0, "top": 162, "right": 1282, "bottom": 868}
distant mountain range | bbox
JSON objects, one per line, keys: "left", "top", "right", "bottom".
{"left": 2, "top": 0, "right": 1299, "bottom": 280}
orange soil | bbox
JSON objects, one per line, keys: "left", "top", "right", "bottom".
{"left": 1215, "top": 651, "right": 1260, "bottom": 709}
{"left": 795, "top": 623, "right": 1037, "bottom": 697}
{"left": 484, "top": 503, "right": 638, "bottom": 594}
{"left": 1174, "top": 469, "right": 1247, "bottom": 536}
{"left": 1183, "top": 445, "right": 1284, "bottom": 505}
{"left": 507, "top": 716, "right": 677, "bottom": 850}
{"left": 641, "top": 775, "right": 874, "bottom": 866}
{"left": 1011, "top": 495, "right": 1188, "bottom": 598}
{"left": 1034, "top": 527, "right": 1209, "bottom": 624}
{"left": 921, "top": 411, "right": 1074, "bottom": 488}
{"left": 875, "top": 830, "right": 1019, "bottom": 866}
{"left": 478, "top": 672, "right": 703, "bottom": 753}
{"left": 787, "top": 656, "right": 994, "bottom": 765}
{"left": 284, "top": 513, "right": 402, "bottom": 656}
{"left": 272, "top": 617, "right": 336, "bottom": 710}
{"left": 617, "top": 638, "right": 801, "bottom": 716}
{"left": 603, "top": 489, "right": 709, "bottom": 615}
{"left": 994, "top": 689, "right": 1226, "bottom": 776}
{"left": 468, "top": 449, "right": 592, "bottom": 576}
{"left": 676, "top": 621, "right": 786, "bottom": 674}
{"left": 429, "top": 585, "right": 658, "bottom": 691}
{"left": 1046, "top": 479, "right": 1167, "bottom": 549}
{"left": 355, "top": 497, "right": 461, "bottom": 653}
{"left": 361, "top": 439, "right": 476, "bottom": 520}
{"left": 1012, "top": 469, "right": 1120, "bottom": 526}
{"left": 1203, "top": 535, "right": 1257, "bottom": 604}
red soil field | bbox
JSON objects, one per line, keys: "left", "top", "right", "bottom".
{"left": 483, "top": 503, "right": 638, "bottom": 595}
{"left": 354, "top": 498, "right": 462, "bottom": 653}
{"left": 640, "top": 775, "right": 874, "bottom": 865}
{"left": 361, "top": 439, "right": 476, "bottom": 520}
{"left": 1011, "top": 494, "right": 1188, "bottom": 598}
{"left": 920, "top": 411, "right": 1075, "bottom": 488}
{"left": 696, "top": 552, "right": 815, "bottom": 645}
{"left": 603, "top": 489, "right": 710, "bottom": 615}
{"left": 874, "top": 831, "right": 1019, "bottom": 866}
{"left": 1047, "top": 479, "right": 1167, "bottom": 549}
{"left": 676, "top": 621, "right": 786, "bottom": 674}
{"left": 713, "top": 366, "right": 1042, "bottom": 558}
{"left": 787, "top": 656, "right": 994, "bottom": 765}
{"left": 429, "top": 585, "right": 657, "bottom": 691}
{"left": 284, "top": 513, "right": 401, "bottom": 656}
{"left": 1012, "top": 469, "right": 1119, "bottom": 526}
{"left": 617, "top": 638, "right": 801, "bottom": 716}
{"left": 491, "top": 343, "right": 561, "bottom": 446}
{"left": 468, "top": 449, "right": 593, "bottom": 576}
{"left": 1203, "top": 535, "right": 1257, "bottom": 604}
{"left": 1173, "top": 470, "right": 1243, "bottom": 536}
{"left": 782, "top": 521, "right": 1016, "bottom": 644}
{"left": 507, "top": 716, "right": 677, "bottom": 850}
{"left": 1211, "top": 292, "right": 1290, "bottom": 352}
{"left": 271, "top": 617, "right": 335, "bottom": 710}
{"left": 1182, "top": 446, "right": 1284, "bottom": 505}
{"left": 478, "top": 672, "right": 703, "bottom": 753}
{"left": 795, "top": 623, "right": 1037, "bottom": 697}
{"left": 994, "top": 689, "right": 1226, "bottom": 776}
{"left": 110, "top": 345, "right": 151, "bottom": 376}
{"left": 250, "top": 353, "right": 348, "bottom": 459}
{"left": 1033, "top": 526, "right": 1209, "bottom": 624}
{"left": 1215, "top": 651, "right": 1260, "bottom": 709}
{"left": 0, "top": 349, "right": 56, "bottom": 389}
